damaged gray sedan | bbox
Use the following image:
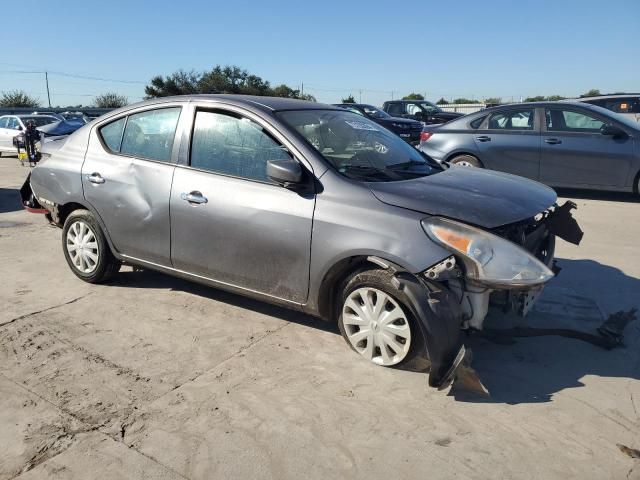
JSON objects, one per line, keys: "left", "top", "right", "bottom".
{"left": 21, "top": 95, "right": 583, "bottom": 389}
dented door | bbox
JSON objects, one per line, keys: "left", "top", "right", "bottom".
{"left": 81, "top": 106, "right": 182, "bottom": 266}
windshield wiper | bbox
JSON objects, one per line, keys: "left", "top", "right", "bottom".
{"left": 387, "top": 159, "right": 427, "bottom": 170}
{"left": 339, "top": 164, "right": 397, "bottom": 181}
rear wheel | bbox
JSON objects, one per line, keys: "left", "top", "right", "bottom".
{"left": 338, "top": 268, "right": 425, "bottom": 368}
{"left": 450, "top": 154, "right": 482, "bottom": 168}
{"left": 62, "top": 209, "right": 120, "bottom": 283}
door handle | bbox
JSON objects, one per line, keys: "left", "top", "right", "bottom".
{"left": 545, "top": 138, "right": 562, "bottom": 145}
{"left": 476, "top": 135, "right": 491, "bottom": 142}
{"left": 180, "top": 191, "right": 208, "bottom": 205}
{"left": 86, "top": 173, "right": 105, "bottom": 184}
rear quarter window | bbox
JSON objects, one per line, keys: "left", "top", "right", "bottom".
{"left": 469, "top": 115, "right": 487, "bottom": 129}
{"left": 99, "top": 117, "right": 126, "bottom": 152}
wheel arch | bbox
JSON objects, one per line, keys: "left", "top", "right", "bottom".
{"left": 314, "top": 254, "right": 417, "bottom": 322}
{"left": 56, "top": 201, "right": 120, "bottom": 259}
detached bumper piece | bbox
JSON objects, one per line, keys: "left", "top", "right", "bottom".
{"left": 545, "top": 201, "right": 583, "bottom": 246}
{"left": 394, "top": 272, "right": 465, "bottom": 389}
{"left": 20, "top": 174, "right": 48, "bottom": 214}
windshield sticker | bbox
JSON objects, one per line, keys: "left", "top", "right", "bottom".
{"left": 345, "top": 120, "right": 378, "bottom": 131}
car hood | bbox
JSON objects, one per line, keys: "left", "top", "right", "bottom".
{"left": 37, "top": 120, "right": 83, "bottom": 137}
{"left": 367, "top": 167, "right": 557, "bottom": 228}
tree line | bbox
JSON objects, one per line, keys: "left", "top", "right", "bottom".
{"left": 0, "top": 74, "right": 614, "bottom": 109}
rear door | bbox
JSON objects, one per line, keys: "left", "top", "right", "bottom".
{"left": 0, "top": 117, "right": 21, "bottom": 150}
{"left": 170, "top": 106, "right": 315, "bottom": 303}
{"left": 540, "top": 106, "right": 634, "bottom": 187}
{"left": 472, "top": 107, "right": 540, "bottom": 179}
{"left": 81, "top": 105, "right": 183, "bottom": 266}
{"left": 0, "top": 117, "right": 11, "bottom": 150}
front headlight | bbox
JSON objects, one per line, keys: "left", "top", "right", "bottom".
{"left": 422, "top": 217, "right": 554, "bottom": 288}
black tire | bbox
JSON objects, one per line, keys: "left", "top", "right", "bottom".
{"left": 337, "top": 268, "right": 426, "bottom": 368}
{"left": 61, "top": 209, "right": 120, "bottom": 283}
{"left": 450, "top": 154, "right": 482, "bottom": 168}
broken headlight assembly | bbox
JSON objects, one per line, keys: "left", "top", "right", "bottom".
{"left": 421, "top": 217, "right": 554, "bottom": 288}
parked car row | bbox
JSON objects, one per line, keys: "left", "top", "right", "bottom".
{"left": 0, "top": 112, "right": 87, "bottom": 157}
{"left": 21, "top": 95, "right": 584, "bottom": 389}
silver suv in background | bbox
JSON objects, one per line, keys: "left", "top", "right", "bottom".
{"left": 22, "top": 95, "right": 583, "bottom": 389}
{"left": 579, "top": 94, "right": 640, "bottom": 123}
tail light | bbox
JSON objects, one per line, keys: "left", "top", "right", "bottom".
{"left": 420, "top": 131, "right": 433, "bottom": 142}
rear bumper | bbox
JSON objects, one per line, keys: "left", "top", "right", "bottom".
{"left": 20, "top": 174, "right": 48, "bottom": 214}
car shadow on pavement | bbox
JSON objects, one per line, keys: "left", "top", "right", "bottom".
{"left": 556, "top": 187, "right": 639, "bottom": 203}
{"left": 109, "top": 269, "right": 341, "bottom": 336}
{"left": 0, "top": 188, "right": 22, "bottom": 214}
{"left": 452, "top": 258, "right": 640, "bottom": 404}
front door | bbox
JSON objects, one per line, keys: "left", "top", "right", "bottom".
{"left": 170, "top": 108, "right": 315, "bottom": 303}
{"left": 540, "top": 107, "right": 634, "bottom": 187}
{"left": 81, "top": 106, "right": 182, "bottom": 265}
{"left": 473, "top": 107, "right": 540, "bottom": 180}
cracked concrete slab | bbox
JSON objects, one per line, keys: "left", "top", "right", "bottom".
{"left": 0, "top": 375, "right": 83, "bottom": 480}
{"left": 17, "top": 432, "right": 185, "bottom": 480}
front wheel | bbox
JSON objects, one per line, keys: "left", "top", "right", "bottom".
{"left": 338, "top": 269, "right": 425, "bottom": 367}
{"left": 62, "top": 209, "right": 120, "bottom": 283}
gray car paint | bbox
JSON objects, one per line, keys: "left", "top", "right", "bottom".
{"left": 420, "top": 102, "right": 640, "bottom": 192}
{"left": 31, "top": 94, "right": 556, "bottom": 316}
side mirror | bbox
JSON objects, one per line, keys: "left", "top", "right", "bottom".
{"left": 15, "top": 125, "right": 23, "bottom": 131}
{"left": 600, "top": 124, "right": 626, "bottom": 138}
{"left": 413, "top": 111, "right": 424, "bottom": 120}
{"left": 267, "top": 158, "right": 303, "bottom": 187}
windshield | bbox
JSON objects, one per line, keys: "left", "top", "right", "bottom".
{"left": 361, "top": 105, "right": 390, "bottom": 119}
{"left": 277, "top": 109, "right": 441, "bottom": 182}
{"left": 21, "top": 116, "right": 59, "bottom": 127}
{"left": 416, "top": 102, "right": 440, "bottom": 114}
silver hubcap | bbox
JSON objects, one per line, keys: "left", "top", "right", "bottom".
{"left": 455, "top": 160, "right": 475, "bottom": 167}
{"left": 342, "top": 287, "right": 411, "bottom": 366}
{"left": 66, "top": 220, "right": 99, "bottom": 273}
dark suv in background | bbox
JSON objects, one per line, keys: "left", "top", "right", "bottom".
{"left": 333, "top": 103, "right": 423, "bottom": 145}
{"left": 382, "top": 100, "right": 464, "bottom": 125}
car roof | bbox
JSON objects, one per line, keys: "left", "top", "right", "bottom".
{"left": 126, "top": 94, "right": 340, "bottom": 112}
{"left": 0, "top": 114, "right": 58, "bottom": 119}
{"left": 480, "top": 100, "right": 602, "bottom": 112}
{"left": 577, "top": 94, "right": 640, "bottom": 100}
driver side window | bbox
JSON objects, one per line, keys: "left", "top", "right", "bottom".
{"left": 190, "top": 110, "right": 291, "bottom": 183}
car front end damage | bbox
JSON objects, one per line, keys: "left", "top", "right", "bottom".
{"left": 371, "top": 201, "right": 584, "bottom": 390}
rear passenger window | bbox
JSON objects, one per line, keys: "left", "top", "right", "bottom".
{"left": 386, "top": 104, "right": 404, "bottom": 116}
{"left": 120, "top": 108, "right": 181, "bottom": 162}
{"left": 190, "top": 110, "right": 291, "bottom": 183}
{"left": 487, "top": 109, "right": 534, "bottom": 130}
{"left": 99, "top": 117, "right": 126, "bottom": 152}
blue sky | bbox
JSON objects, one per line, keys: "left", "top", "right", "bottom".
{"left": 2, "top": 0, "right": 638, "bottom": 107}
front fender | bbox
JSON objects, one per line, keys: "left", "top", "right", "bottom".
{"left": 369, "top": 257, "right": 465, "bottom": 389}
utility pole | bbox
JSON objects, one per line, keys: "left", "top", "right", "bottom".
{"left": 391, "top": 90, "right": 394, "bottom": 100}
{"left": 359, "top": 89, "right": 362, "bottom": 103}
{"left": 45, "top": 71, "right": 51, "bottom": 108}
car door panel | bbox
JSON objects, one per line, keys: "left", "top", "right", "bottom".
{"left": 472, "top": 109, "right": 540, "bottom": 180}
{"left": 540, "top": 107, "right": 634, "bottom": 187}
{"left": 170, "top": 168, "right": 314, "bottom": 303}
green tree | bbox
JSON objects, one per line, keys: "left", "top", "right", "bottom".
{"left": 145, "top": 65, "right": 314, "bottom": 100}
{"left": 94, "top": 92, "right": 128, "bottom": 108}
{"left": 0, "top": 90, "right": 40, "bottom": 108}
{"left": 436, "top": 97, "right": 449, "bottom": 105}
{"left": 546, "top": 95, "right": 566, "bottom": 101}
{"left": 484, "top": 97, "right": 502, "bottom": 105}
{"left": 341, "top": 94, "right": 356, "bottom": 104}
{"left": 580, "top": 89, "right": 601, "bottom": 98}
{"left": 402, "top": 93, "right": 424, "bottom": 100}
{"left": 524, "top": 95, "right": 547, "bottom": 102}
